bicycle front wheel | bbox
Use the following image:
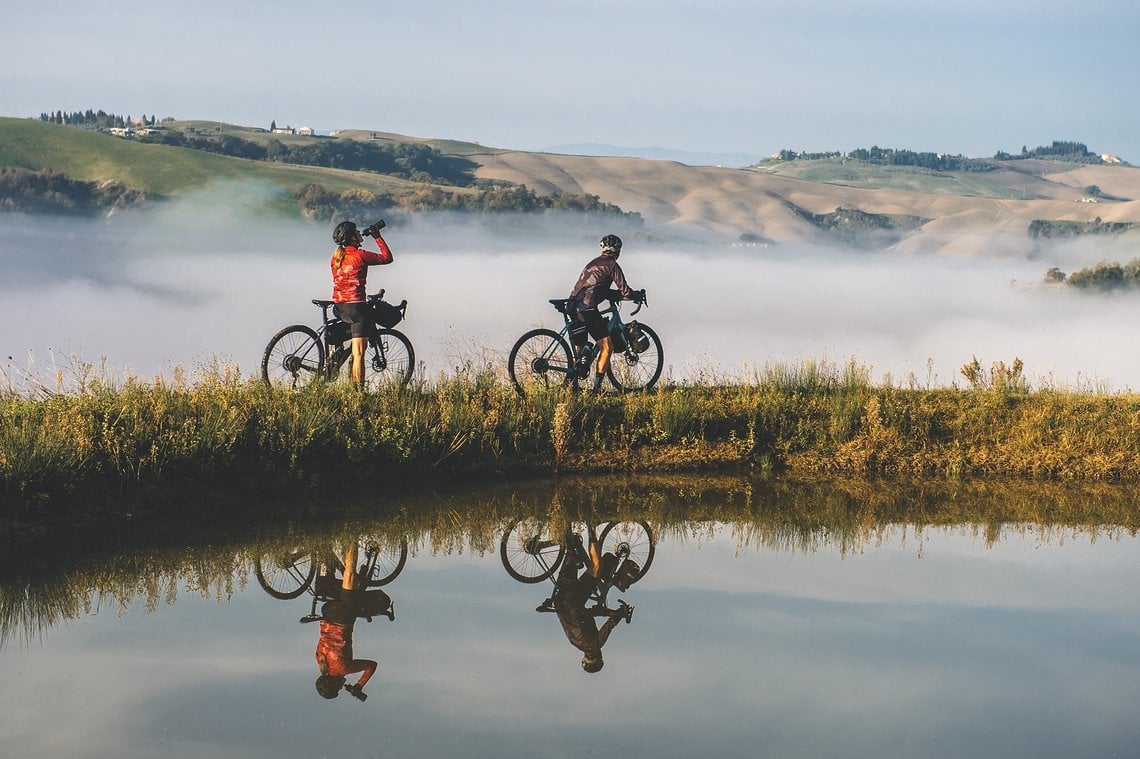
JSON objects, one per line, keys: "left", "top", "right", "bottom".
{"left": 262, "top": 325, "right": 325, "bottom": 389}
{"left": 501, "top": 517, "right": 566, "bottom": 583}
{"left": 599, "top": 521, "right": 655, "bottom": 584}
{"left": 607, "top": 323, "right": 663, "bottom": 392}
{"left": 367, "top": 329, "right": 415, "bottom": 389}
{"left": 254, "top": 549, "right": 317, "bottom": 599}
{"left": 355, "top": 537, "right": 410, "bottom": 586}
{"left": 508, "top": 328, "right": 574, "bottom": 396}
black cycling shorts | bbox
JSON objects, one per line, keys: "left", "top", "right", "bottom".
{"left": 335, "top": 301, "right": 375, "bottom": 339}
{"left": 575, "top": 308, "right": 609, "bottom": 341}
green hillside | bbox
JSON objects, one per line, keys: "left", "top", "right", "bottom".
{"left": 0, "top": 117, "right": 429, "bottom": 197}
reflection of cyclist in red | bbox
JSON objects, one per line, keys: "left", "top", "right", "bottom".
{"left": 547, "top": 525, "right": 632, "bottom": 673}
{"left": 315, "top": 543, "right": 382, "bottom": 701}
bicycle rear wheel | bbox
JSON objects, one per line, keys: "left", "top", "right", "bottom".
{"left": 262, "top": 325, "right": 325, "bottom": 389}
{"left": 606, "top": 323, "right": 663, "bottom": 392}
{"left": 599, "top": 521, "right": 655, "bottom": 584}
{"left": 508, "top": 328, "right": 574, "bottom": 396}
{"left": 501, "top": 517, "right": 566, "bottom": 583}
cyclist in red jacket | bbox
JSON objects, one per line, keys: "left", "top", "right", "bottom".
{"left": 331, "top": 220, "right": 393, "bottom": 387}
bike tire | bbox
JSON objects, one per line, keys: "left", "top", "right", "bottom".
{"left": 500, "top": 517, "right": 567, "bottom": 583}
{"left": 508, "top": 328, "right": 574, "bottom": 396}
{"left": 606, "top": 323, "right": 663, "bottom": 392}
{"left": 366, "top": 328, "right": 415, "bottom": 389}
{"left": 261, "top": 325, "right": 326, "bottom": 390}
{"left": 254, "top": 549, "right": 317, "bottom": 599}
{"left": 599, "top": 521, "right": 655, "bottom": 584}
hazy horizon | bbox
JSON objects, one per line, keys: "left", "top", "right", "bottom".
{"left": 5, "top": 192, "right": 1140, "bottom": 392}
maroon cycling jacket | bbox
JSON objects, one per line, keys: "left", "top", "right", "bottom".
{"left": 330, "top": 237, "right": 393, "bottom": 303}
{"left": 568, "top": 254, "right": 634, "bottom": 309}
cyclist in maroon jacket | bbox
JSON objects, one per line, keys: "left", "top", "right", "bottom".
{"left": 330, "top": 220, "right": 392, "bottom": 387}
{"left": 568, "top": 234, "right": 645, "bottom": 392}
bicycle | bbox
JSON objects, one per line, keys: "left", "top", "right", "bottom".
{"left": 261, "top": 289, "right": 415, "bottom": 390}
{"left": 254, "top": 536, "right": 410, "bottom": 601}
{"left": 507, "top": 294, "right": 664, "bottom": 395}
{"left": 499, "top": 517, "right": 655, "bottom": 590}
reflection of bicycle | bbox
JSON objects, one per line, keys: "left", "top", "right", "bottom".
{"left": 261, "top": 289, "right": 415, "bottom": 390}
{"left": 255, "top": 537, "right": 410, "bottom": 601}
{"left": 507, "top": 296, "right": 663, "bottom": 395}
{"left": 500, "top": 518, "right": 655, "bottom": 591}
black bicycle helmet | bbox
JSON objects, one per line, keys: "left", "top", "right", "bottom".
{"left": 599, "top": 234, "right": 622, "bottom": 256}
{"left": 333, "top": 220, "right": 359, "bottom": 246}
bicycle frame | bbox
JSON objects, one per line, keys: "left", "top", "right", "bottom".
{"left": 315, "top": 290, "right": 408, "bottom": 375}
{"left": 542, "top": 299, "right": 640, "bottom": 379}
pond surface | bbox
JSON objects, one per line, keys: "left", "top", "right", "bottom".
{"left": 2, "top": 477, "right": 1139, "bottom": 758}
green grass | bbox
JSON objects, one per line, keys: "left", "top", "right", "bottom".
{"left": 0, "top": 117, "right": 429, "bottom": 197}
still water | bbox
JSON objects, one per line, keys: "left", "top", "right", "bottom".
{"left": 2, "top": 477, "right": 1139, "bottom": 758}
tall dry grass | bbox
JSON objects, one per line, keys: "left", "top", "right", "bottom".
{"left": 3, "top": 357, "right": 1140, "bottom": 535}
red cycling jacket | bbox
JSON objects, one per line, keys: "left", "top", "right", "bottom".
{"left": 330, "top": 237, "right": 393, "bottom": 303}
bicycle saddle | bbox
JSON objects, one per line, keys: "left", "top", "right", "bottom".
{"left": 549, "top": 299, "right": 575, "bottom": 314}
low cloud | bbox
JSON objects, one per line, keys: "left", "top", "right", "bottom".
{"left": 4, "top": 193, "right": 1140, "bottom": 390}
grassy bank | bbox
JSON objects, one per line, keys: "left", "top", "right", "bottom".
{"left": 3, "top": 360, "right": 1140, "bottom": 536}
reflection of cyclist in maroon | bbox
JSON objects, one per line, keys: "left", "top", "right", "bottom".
{"left": 314, "top": 543, "right": 382, "bottom": 701}
{"left": 549, "top": 525, "right": 631, "bottom": 673}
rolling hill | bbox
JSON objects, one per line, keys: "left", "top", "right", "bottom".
{"left": 4, "top": 116, "right": 1140, "bottom": 256}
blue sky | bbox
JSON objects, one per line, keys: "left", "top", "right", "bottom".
{"left": 3, "top": 0, "right": 1138, "bottom": 160}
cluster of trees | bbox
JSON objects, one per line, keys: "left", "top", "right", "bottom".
{"left": 773, "top": 145, "right": 995, "bottom": 172}
{"left": 294, "top": 183, "right": 640, "bottom": 222}
{"left": 851, "top": 147, "right": 994, "bottom": 171}
{"left": 773, "top": 140, "right": 1111, "bottom": 169}
{"left": 788, "top": 204, "right": 926, "bottom": 249}
{"left": 774, "top": 149, "right": 842, "bottom": 161}
{"left": 0, "top": 168, "right": 154, "bottom": 214}
{"left": 39, "top": 110, "right": 159, "bottom": 128}
{"left": 141, "top": 130, "right": 477, "bottom": 186}
{"left": 1027, "top": 217, "right": 1133, "bottom": 239}
{"left": 996, "top": 141, "right": 1100, "bottom": 162}
{"left": 1044, "top": 260, "right": 1140, "bottom": 291}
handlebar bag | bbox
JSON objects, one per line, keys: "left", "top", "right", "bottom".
{"left": 372, "top": 300, "right": 403, "bottom": 328}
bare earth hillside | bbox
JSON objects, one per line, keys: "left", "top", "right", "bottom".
{"left": 469, "top": 151, "right": 1140, "bottom": 255}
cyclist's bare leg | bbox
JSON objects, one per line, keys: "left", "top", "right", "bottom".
{"left": 342, "top": 542, "right": 360, "bottom": 591}
{"left": 585, "top": 524, "right": 603, "bottom": 578}
{"left": 350, "top": 336, "right": 367, "bottom": 387}
{"left": 592, "top": 336, "right": 613, "bottom": 391}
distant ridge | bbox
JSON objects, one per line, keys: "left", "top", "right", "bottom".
{"left": 543, "top": 143, "right": 761, "bottom": 168}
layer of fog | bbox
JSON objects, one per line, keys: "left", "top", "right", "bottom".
{"left": 4, "top": 195, "right": 1140, "bottom": 391}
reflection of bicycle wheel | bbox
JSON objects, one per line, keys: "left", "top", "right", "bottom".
{"left": 353, "top": 537, "right": 409, "bottom": 587}
{"left": 599, "top": 521, "right": 655, "bottom": 584}
{"left": 501, "top": 517, "right": 567, "bottom": 583}
{"left": 255, "top": 548, "right": 317, "bottom": 599}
